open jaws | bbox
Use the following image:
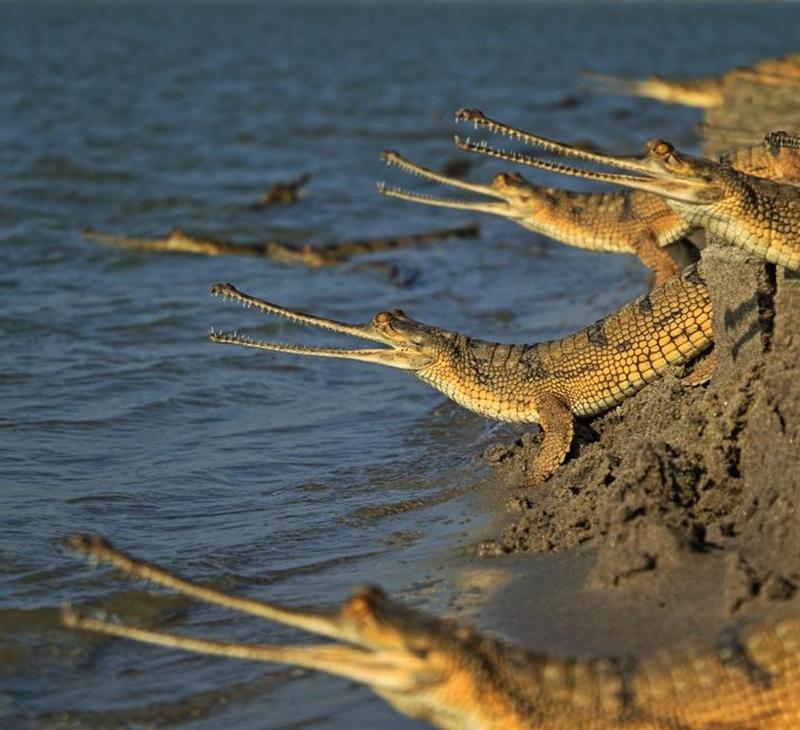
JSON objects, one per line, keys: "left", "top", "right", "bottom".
{"left": 209, "top": 283, "right": 431, "bottom": 370}
{"left": 453, "top": 108, "right": 724, "bottom": 205}
{"left": 378, "top": 150, "right": 511, "bottom": 214}
{"left": 61, "top": 535, "right": 434, "bottom": 693}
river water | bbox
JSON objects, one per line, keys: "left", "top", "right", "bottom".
{"left": 1, "top": 2, "right": 797, "bottom": 727}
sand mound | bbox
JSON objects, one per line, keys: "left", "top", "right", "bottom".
{"left": 483, "top": 248, "right": 800, "bottom": 617}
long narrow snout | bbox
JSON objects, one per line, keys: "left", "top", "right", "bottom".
{"left": 453, "top": 108, "right": 723, "bottom": 205}
{"left": 378, "top": 149, "right": 511, "bottom": 214}
{"left": 209, "top": 283, "right": 432, "bottom": 370}
{"left": 62, "top": 534, "right": 434, "bottom": 693}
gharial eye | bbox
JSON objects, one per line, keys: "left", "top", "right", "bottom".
{"left": 374, "top": 311, "right": 392, "bottom": 326}
{"left": 654, "top": 141, "right": 673, "bottom": 156}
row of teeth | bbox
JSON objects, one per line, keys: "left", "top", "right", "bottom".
{"left": 381, "top": 115, "right": 545, "bottom": 180}
{"left": 209, "top": 328, "right": 253, "bottom": 343}
{"left": 456, "top": 136, "right": 535, "bottom": 164}
{"left": 377, "top": 181, "right": 424, "bottom": 196}
{"left": 455, "top": 135, "right": 494, "bottom": 152}
{"left": 455, "top": 112, "right": 599, "bottom": 162}
{"left": 215, "top": 295, "right": 258, "bottom": 310}
{"left": 381, "top": 154, "right": 431, "bottom": 179}
{"left": 211, "top": 287, "right": 255, "bottom": 308}
{"left": 210, "top": 291, "right": 268, "bottom": 343}
{"left": 377, "top": 181, "right": 431, "bottom": 199}
{"left": 212, "top": 291, "right": 340, "bottom": 333}
{"left": 454, "top": 137, "right": 623, "bottom": 183}
{"left": 381, "top": 128, "right": 601, "bottom": 197}
{"left": 454, "top": 111, "right": 529, "bottom": 143}
{"left": 376, "top": 182, "right": 472, "bottom": 204}
{"left": 455, "top": 137, "right": 597, "bottom": 178}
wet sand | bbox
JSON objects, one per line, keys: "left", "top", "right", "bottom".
{"left": 470, "top": 248, "right": 800, "bottom": 658}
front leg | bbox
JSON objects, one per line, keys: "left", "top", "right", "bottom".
{"left": 632, "top": 232, "right": 681, "bottom": 287}
{"left": 529, "top": 393, "right": 574, "bottom": 485}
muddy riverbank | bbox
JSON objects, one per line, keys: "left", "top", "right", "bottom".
{"left": 476, "top": 249, "right": 800, "bottom": 648}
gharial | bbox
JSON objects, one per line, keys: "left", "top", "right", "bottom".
{"left": 63, "top": 534, "right": 800, "bottom": 730}
{"left": 380, "top": 150, "right": 690, "bottom": 287}
{"left": 208, "top": 266, "right": 712, "bottom": 484}
{"left": 82, "top": 224, "right": 478, "bottom": 268}
{"left": 379, "top": 114, "right": 800, "bottom": 285}
{"left": 447, "top": 109, "right": 800, "bottom": 272}
{"left": 583, "top": 51, "right": 800, "bottom": 109}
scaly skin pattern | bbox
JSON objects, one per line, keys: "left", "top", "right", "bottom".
{"left": 451, "top": 110, "right": 800, "bottom": 271}
{"left": 665, "top": 165, "right": 800, "bottom": 270}
{"left": 500, "top": 188, "right": 680, "bottom": 259}
{"left": 502, "top": 188, "right": 684, "bottom": 256}
{"left": 63, "top": 535, "right": 800, "bottom": 730}
{"left": 381, "top": 129, "right": 800, "bottom": 285}
{"left": 585, "top": 52, "right": 800, "bottom": 108}
{"left": 733, "top": 131, "right": 800, "bottom": 185}
{"left": 208, "top": 265, "right": 712, "bottom": 483}
{"left": 415, "top": 264, "right": 711, "bottom": 422}
{"left": 380, "top": 151, "right": 690, "bottom": 285}
{"left": 82, "top": 224, "right": 478, "bottom": 267}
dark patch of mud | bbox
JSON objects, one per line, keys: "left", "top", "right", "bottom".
{"left": 482, "top": 250, "right": 799, "bottom": 618}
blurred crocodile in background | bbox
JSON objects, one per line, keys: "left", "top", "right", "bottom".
{"left": 83, "top": 223, "right": 479, "bottom": 267}
{"left": 584, "top": 52, "right": 800, "bottom": 109}
{"left": 63, "top": 534, "right": 800, "bottom": 730}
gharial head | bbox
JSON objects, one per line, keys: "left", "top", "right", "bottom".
{"left": 209, "top": 283, "right": 458, "bottom": 372}
{"left": 489, "top": 170, "right": 542, "bottom": 199}
{"left": 378, "top": 149, "right": 549, "bottom": 219}
{"left": 452, "top": 108, "right": 731, "bottom": 207}
{"left": 60, "top": 534, "right": 474, "bottom": 712}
